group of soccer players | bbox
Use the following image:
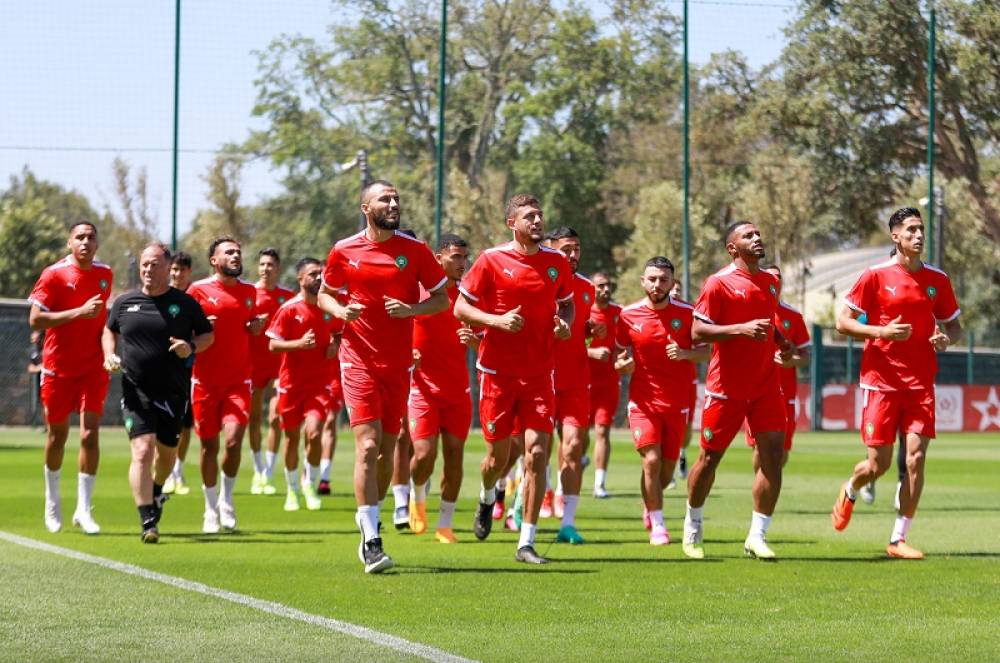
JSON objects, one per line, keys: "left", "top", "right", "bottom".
{"left": 29, "top": 182, "right": 962, "bottom": 571}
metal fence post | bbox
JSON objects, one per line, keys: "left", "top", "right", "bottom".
{"left": 967, "top": 330, "right": 974, "bottom": 384}
{"left": 810, "top": 323, "right": 824, "bottom": 431}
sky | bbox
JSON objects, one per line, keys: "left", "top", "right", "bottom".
{"left": 0, "top": 0, "right": 795, "bottom": 242}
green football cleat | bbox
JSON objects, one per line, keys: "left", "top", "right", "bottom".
{"left": 302, "top": 484, "right": 322, "bottom": 511}
{"left": 513, "top": 490, "right": 524, "bottom": 530}
{"left": 162, "top": 476, "right": 176, "bottom": 495}
{"left": 682, "top": 523, "right": 705, "bottom": 559}
{"left": 250, "top": 471, "right": 265, "bottom": 495}
{"left": 173, "top": 477, "right": 191, "bottom": 495}
{"left": 556, "top": 525, "right": 585, "bottom": 544}
{"left": 284, "top": 489, "right": 301, "bottom": 512}
{"left": 262, "top": 475, "right": 277, "bottom": 496}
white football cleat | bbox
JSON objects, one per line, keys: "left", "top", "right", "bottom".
{"left": 859, "top": 482, "right": 876, "bottom": 505}
{"left": 203, "top": 508, "right": 221, "bottom": 534}
{"left": 744, "top": 535, "right": 777, "bottom": 560}
{"left": 44, "top": 500, "right": 62, "bottom": 533}
{"left": 71, "top": 508, "right": 101, "bottom": 535}
{"left": 219, "top": 501, "right": 237, "bottom": 530}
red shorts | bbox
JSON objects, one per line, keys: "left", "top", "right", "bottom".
{"left": 589, "top": 380, "right": 620, "bottom": 427}
{"left": 627, "top": 401, "right": 686, "bottom": 461}
{"left": 40, "top": 370, "right": 110, "bottom": 423}
{"left": 191, "top": 380, "right": 251, "bottom": 439}
{"left": 555, "top": 385, "right": 590, "bottom": 428}
{"left": 746, "top": 401, "right": 796, "bottom": 451}
{"left": 327, "top": 377, "right": 344, "bottom": 414}
{"left": 408, "top": 386, "right": 472, "bottom": 442}
{"left": 251, "top": 370, "right": 277, "bottom": 391}
{"left": 277, "top": 387, "right": 329, "bottom": 431}
{"left": 478, "top": 371, "right": 554, "bottom": 442}
{"left": 341, "top": 362, "right": 408, "bottom": 435}
{"left": 861, "top": 388, "right": 935, "bottom": 446}
{"left": 700, "top": 387, "right": 786, "bottom": 452}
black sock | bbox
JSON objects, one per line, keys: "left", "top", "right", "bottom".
{"left": 138, "top": 504, "right": 157, "bottom": 528}
{"left": 153, "top": 482, "right": 163, "bottom": 500}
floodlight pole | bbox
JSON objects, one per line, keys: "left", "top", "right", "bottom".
{"left": 926, "top": 0, "right": 936, "bottom": 264}
{"left": 682, "top": 0, "right": 690, "bottom": 300}
{"left": 434, "top": 0, "right": 448, "bottom": 248}
{"left": 170, "top": 0, "right": 181, "bottom": 250}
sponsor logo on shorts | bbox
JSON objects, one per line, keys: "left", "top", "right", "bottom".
{"left": 671, "top": 318, "right": 682, "bottom": 330}
{"left": 703, "top": 427, "right": 714, "bottom": 441}
{"left": 168, "top": 304, "right": 181, "bottom": 317}
{"left": 547, "top": 267, "right": 558, "bottom": 282}
{"left": 926, "top": 286, "right": 937, "bottom": 299}
{"left": 395, "top": 255, "right": 409, "bottom": 270}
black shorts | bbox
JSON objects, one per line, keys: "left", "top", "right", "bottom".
{"left": 121, "top": 380, "right": 186, "bottom": 447}
{"left": 182, "top": 399, "right": 194, "bottom": 429}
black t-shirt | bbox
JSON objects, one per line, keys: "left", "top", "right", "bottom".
{"left": 107, "top": 287, "right": 212, "bottom": 399}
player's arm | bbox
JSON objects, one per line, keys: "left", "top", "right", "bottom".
{"left": 692, "top": 316, "right": 772, "bottom": 343}
{"left": 457, "top": 323, "right": 481, "bottom": 349}
{"left": 101, "top": 326, "right": 119, "bottom": 371}
{"left": 319, "top": 284, "right": 364, "bottom": 322}
{"left": 587, "top": 344, "right": 612, "bottom": 362}
{"left": 614, "top": 346, "right": 635, "bottom": 375}
{"left": 667, "top": 342, "right": 710, "bottom": 363}
{"left": 453, "top": 293, "right": 524, "bottom": 333}
{"left": 930, "top": 317, "right": 962, "bottom": 352}
{"left": 384, "top": 285, "right": 448, "bottom": 319}
{"left": 835, "top": 305, "right": 911, "bottom": 341}
{"left": 29, "top": 296, "right": 103, "bottom": 331}
{"left": 777, "top": 344, "right": 810, "bottom": 368}
{"left": 555, "top": 296, "right": 575, "bottom": 334}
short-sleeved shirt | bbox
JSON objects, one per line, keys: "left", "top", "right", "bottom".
{"left": 553, "top": 273, "right": 595, "bottom": 391}
{"left": 694, "top": 264, "right": 781, "bottom": 400}
{"left": 616, "top": 298, "right": 697, "bottom": 410}
{"left": 266, "top": 296, "right": 343, "bottom": 392}
{"left": 774, "top": 301, "right": 810, "bottom": 400}
{"left": 588, "top": 301, "right": 622, "bottom": 387}
{"left": 187, "top": 277, "right": 258, "bottom": 387}
{"left": 412, "top": 285, "right": 469, "bottom": 401}
{"left": 844, "top": 260, "right": 960, "bottom": 391}
{"left": 322, "top": 230, "right": 447, "bottom": 373}
{"left": 459, "top": 242, "right": 574, "bottom": 378}
{"left": 250, "top": 284, "right": 296, "bottom": 379}
{"left": 29, "top": 257, "right": 113, "bottom": 378}
{"left": 106, "top": 288, "right": 212, "bottom": 400}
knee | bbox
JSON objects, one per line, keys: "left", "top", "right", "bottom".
{"left": 80, "top": 426, "right": 99, "bottom": 449}
{"left": 357, "top": 439, "right": 379, "bottom": 464}
{"left": 131, "top": 441, "right": 154, "bottom": 465}
{"left": 905, "top": 449, "right": 925, "bottom": 474}
{"left": 524, "top": 445, "right": 546, "bottom": 471}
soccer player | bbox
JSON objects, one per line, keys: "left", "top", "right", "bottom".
{"left": 102, "top": 243, "right": 213, "bottom": 542}
{"left": 454, "top": 193, "right": 574, "bottom": 565}
{"left": 746, "top": 264, "right": 811, "bottom": 469}
{"left": 248, "top": 248, "right": 296, "bottom": 495}
{"left": 29, "top": 221, "right": 113, "bottom": 534}
{"left": 407, "top": 233, "right": 476, "bottom": 543}
{"left": 164, "top": 251, "right": 195, "bottom": 495}
{"left": 831, "top": 207, "right": 961, "bottom": 559}
{"left": 588, "top": 271, "right": 621, "bottom": 498}
{"left": 188, "top": 236, "right": 265, "bottom": 533}
{"left": 544, "top": 227, "right": 594, "bottom": 544}
{"left": 266, "top": 258, "right": 340, "bottom": 512}
{"left": 615, "top": 257, "right": 708, "bottom": 545}
{"left": 686, "top": 220, "right": 789, "bottom": 560}
{"left": 319, "top": 180, "right": 448, "bottom": 574}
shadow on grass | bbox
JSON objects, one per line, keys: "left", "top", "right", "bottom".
{"left": 397, "top": 565, "right": 597, "bottom": 575}
{"left": 556, "top": 556, "right": 723, "bottom": 564}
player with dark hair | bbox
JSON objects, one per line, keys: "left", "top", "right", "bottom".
{"left": 29, "top": 221, "right": 113, "bottom": 534}
{"left": 588, "top": 271, "right": 621, "bottom": 498}
{"left": 248, "top": 247, "right": 296, "bottom": 496}
{"left": 831, "top": 207, "right": 961, "bottom": 559}
{"left": 686, "top": 221, "right": 790, "bottom": 560}
{"left": 319, "top": 180, "right": 448, "bottom": 573}
{"left": 454, "top": 193, "right": 575, "bottom": 564}
{"left": 406, "top": 232, "right": 477, "bottom": 542}
{"left": 266, "top": 257, "right": 341, "bottom": 512}
{"left": 187, "top": 236, "right": 266, "bottom": 533}
{"left": 103, "top": 243, "right": 214, "bottom": 542}
{"left": 164, "top": 250, "right": 196, "bottom": 495}
{"left": 615, "top": 257, "right": 709, "bottom": 545}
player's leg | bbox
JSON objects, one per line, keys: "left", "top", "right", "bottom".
{"left": 638, "top": 445, "right": 668, "bottom": 544}
{"left": 593, "top": 421, "right": 612, "bottom": 497}
{"left": 318, "top": 408, "right": 338, "bottom": 495}
{"left": 70, "top": 410, "right": 102, "bottom": 534}
{"left": 390, "top": 424, "right": 412, "bottom": 530}
{"left": 247, "top": 384, "right": 267, "bottom": 494}
{"left": 434, "top": 430, "right": 465, "bottom": 543}
{"left": 516, "top": 428, "right": 550, "bottom": 563}
{"left": 283, "top": 409, "right": 304, "bottom": 512}
{"left": 408, "top": 394, "right": 439, "bottom": 535}
{"left": 128, "top": 432, "right": 160, "bottom": 541}
{"left": 556, "top": 418, "right": 586, "bottom": 544}
{"left": 42, "top": 413, "right": 70, "bottom": 532}
{"left": 262, "top": 391, "right": 282, "bottom": 494}
{"left": 300, "top": 411, "right": 325, "bottom": 510}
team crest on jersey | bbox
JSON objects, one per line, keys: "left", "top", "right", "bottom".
{"left": 671, "top": 318, "right": 682, "bottom": 330}
{"left": 245, "top": 297, "right": 253, "bottom": 308}
{"left": 769, "top": 284, "right": 777, "bottom": 297}
{"left": 703, "top": 427, "right": 714, "bottom": 441}
{"left": 395, "top": 255, "right": 409, "bottom": 270}
{"left": 168, "top": 304, "right": 181, "bottom": 318}
{"left": 99, "top": 279, "right": 109, "bottom": 291}
{"left": 926, "top": 286, "right": 937, "bottom": 299}
{"left": 278, "top": 296, "right": 286, "bottom": 304}
{"left": 583, "top": 292, "right": 590, "bottom": 303}
{"left": 782, "top": 319, "right": 791, "bottom": 330}
{"left": 323, "top": 313, "right": 332, "bottom": 322}
{"left": 547, "top": 267, "right": 558, "bottom": 282}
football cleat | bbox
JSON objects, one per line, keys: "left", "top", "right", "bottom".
{"left": 219, "top": 501, "right": 237, "bottom": 530}
{"left": 44, "top": 500, "right": 62, "bottom": 533}
{"left": 202, "top": 508, "right": 221, "bottom": 534}
{"left": 556, "top": 525, "right": 584, "bottom": 545}
{"left": 859, "top": 481, "right": 876, "bottom": 505}
{"left": 302, "top": 483, "right": 322, "bottom": 511}
{"left": 162, "top": 476, "right": 176, "bottom": 495}
{"left": 682, "top": 522, "right": 704, "bottom": 559}
{"left": 173, "top": 476, "right": 191, "bottom": 495}
{"left": 434, "top": 527, "right": 457, "bottom": 544}
{"left": 515, "top": 545, "right": 548, "bottom": 565}
{"left": 72, "top": 508, "right": 101, "bottom": 535}
{"left": 492, "top": 499, "right": 506, "bottom": 521}
{"left": 393, "top": 505, "right": 410, "bottom": 531}
{"left": 284, "top": 489, "right": 301, "bottom": 512}
{"left": 831, "top": 482, "right": 855, "bottom": 531}
{"left": 594, "top": 485, "right": 610, "bottom": 499}
{"left": 744, "top": 535, "right": 777, "bottom": 560}
{"left": 141, "top": 526, "right": 160, "bottom": 544}
{"left": 553, "top": 493, "right": 565, "bottom": 519}
{"left": 539, "top": 490, "right": 555, "bottom": 519}
{"left": 317, "top": 479, "right": 331, "bottom": 496}
{"left": 250, "top": 471, "right": 265, "bottom": 495}
{"left": 261, "top": 475, "right": 277, "bottom": 496}
{"left": 408, "top": 500, "right": 427, "bottom": 535}
{"left": 650, "top": 528, "right": 670, "bottom": 546}
{"left": 473, "top": 501, "right": 493, "bottom": 540}
{"left": 362, "top": 538, "right": 394, "bottom": 574}
{"left": 886, "top": 539, "right": 924, "bottom": 560}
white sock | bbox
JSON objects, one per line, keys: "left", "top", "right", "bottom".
{"left": 479, "top": 482, "right": 496, "bottom": 505}
{"left": 306, "top": 464, "right": 319, "bottom": 488}
{"left": 392, "top": 483, "right": 410, "bottom": 509}
{"left": 77, "top": 473, "right": 96, "bottom": 512}
{"left": 203, "top": 484, "right": 219, "bottom": 511}
{"left": 518, "top": 522, "right": 538, "bottom": 549}
{"left": 252, "top": 450, "right": 264, "bottom": 474}
{"left": 412, "top": 481, "right": 427, "bottom": 503}
{"left": 749, "top": 511, "right": 772, "bottom": 539}
{"left": 44, "top": 466, "right": 61, "bottom": 504}
{"left": 595, "top": 468, "right": 607, "bottom": 490}
{"left": 438, "top": 500, "right": 456, "bottom": 529}
{"left": 265, "top": 451, "right": 277, "bottom": 478}
{"left": 555, "top": 472, "right": 564, "bottom": 496}
{"left": 845, "top": 480, "right": 857, "bottom": 501}
{"left": 221, "top": 474, "right": 236, "bottom": 506}
{"left": 171, "top": 459, "right": 184, "bottom": 480}
{"left": 284, "top": 466, "right": 300, "bottom": 492}
{"left": 890, "top": 515, "right": 912, "bottom": 544}
{"left": 357, "top": 505, "right": 380, "bottom": 542}
{"left": 649, "top": 509, "right": 665, "bottom": 531}
{"left": 560, "top": 495, "right": 580, "bottom": 527}
{"left": 685, "top": 502, "right": 704, "bottom": 530}
{"left": 319, "top": 458, "right": 332, "bottom": 482}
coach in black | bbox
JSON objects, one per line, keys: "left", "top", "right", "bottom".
{"left": 103, "top": 243, "right": 214, "bottom": 543}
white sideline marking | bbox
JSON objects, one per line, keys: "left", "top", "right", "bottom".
{"left": 0, "top": 530, "right": 476, "bottom": 663}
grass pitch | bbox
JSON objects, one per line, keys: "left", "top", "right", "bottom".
{"left": 1, "top": 427, "right": 998, "bottom": 662}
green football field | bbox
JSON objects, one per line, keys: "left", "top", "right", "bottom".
{"left": 1, "top": 427, "right": 997, "bottom": 662}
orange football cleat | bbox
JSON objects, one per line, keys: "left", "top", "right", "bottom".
{"left": 831, "top": 482, "right": 855, "bottom": 531}
{"left": 887, "top": 540, "right": 924, "bottom": 560}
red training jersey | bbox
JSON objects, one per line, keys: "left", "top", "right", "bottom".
{"left": 323, "top": 231, "right": 447, "bottom": 373}
{"left": 459, "top": 242, "right": 574, "bottom": 378}
{"left": 553, "top": 273, "right": 595, "bottom": 390}
{"left": 188, "top": 277, "right": 258, "bottom": 387}
{"left": 616, "top": 298, "right": 697, "bottom": 410}
{"left": 774, "top": 301, "right": 810, "bottom": 402}
{"left": 29, "top": 257, "right": 114, "bottom": 378}
{"left": 845, "top": 259, "right": 959, "bottom": 392}
{"left": 588, "top": 301, "right": 622, "bottom": 387}
{"left": 694, "top": 264, "right": 781, "bottom": 400}
{"left": 266, "top": 296, "right": 343, "bottom": 392}
{"left": 250, "top": 284, "right": 296, "bottom": 380}
{"left": 412, "top": 284, "right": 469, "bottom": 401}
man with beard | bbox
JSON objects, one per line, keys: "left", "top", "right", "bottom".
{"left": 267, "top": 258, "right": 341, "bottom": 512}
{"left": 587, "top": 271, "right": 621, "bottom": 498}
{"left": 406, "top": 233, "right": 477, "bottom": 543}
{"left": 614, "top": 257, "right": 708, "bottom": 546}
{"left": 319, "top": 180, "right": 448, "bottom": 574}
{"left": 686, "top": 221, "right": 789, "bottom": 560}
{"left": 454, "top": 193, "right": 574, "bottom": 565}
{"left": 29, "top": 221, "right": 113, "bottom": 534}
{"left": 164, "top": 251, "right": 195, "bottom": 495}
{"left": 102, "top": 243, "right": 214, "bottom": 542}
{"left": 187, "top": 236, "right": 266, "bottom": 533}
